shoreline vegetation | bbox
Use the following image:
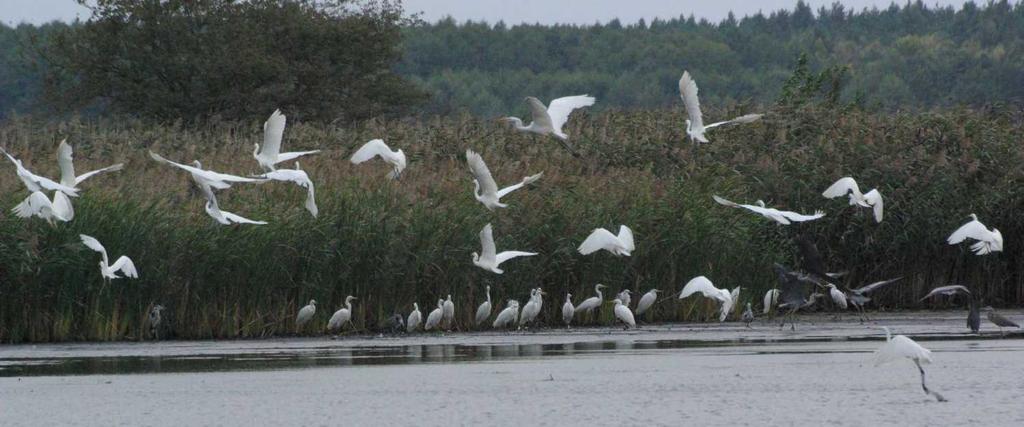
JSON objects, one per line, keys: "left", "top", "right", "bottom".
{"left": 2, "top": 102, "right": 1022, "bottom": 343}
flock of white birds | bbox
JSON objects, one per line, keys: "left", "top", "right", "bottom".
{"left": 3, "top": 71, "right": 1012, "bottom": 401}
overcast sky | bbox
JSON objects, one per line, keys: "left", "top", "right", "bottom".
{"left": 1, "top": 0, "right": 997, "bottom": 26}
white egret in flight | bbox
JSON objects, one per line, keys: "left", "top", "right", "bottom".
{"left": 149, "top": 151, "right": 265, "bottom": 190}
{"left": 296, "top": 299, "right": 316, "bottom": 331}
{"left": 12, "top": 191, "right": 74, "bottom": 224}
{"left": 472, "top": 223, "right": 538, "bottom": 274}
{"left": 253, "top": 109, "right": 320, "bottom": 172}
{"left": 492, "top": 300, "right": 520, "bottom": 329}
{"left": 327, "top": 296, "right": 357, "bottom": 333}
{"left": 424, "top": 299, "right": 444, "bottom": 331}
{"left": 822, "top": 177, "right": 884, "bottom": 222}
{"left": 678, "top": 71, "right": 762, "bottom": 144}
{"left": 713, "top": 195, "right": 824, "bottom": 225}
{"left": 79, "top": 234, "right": 139, "bottom": 280}
{"left": 679, "top": 276, "right": 734, "bottom": 322}
{"left": 465, "top": 149, "right": 542, "bottom": 210}
{"left": 256, "top": 161, "right": 317, "bottom": 218}
{"left": 635, "top": 289, "right": 660, "bottom": 317}
{"left": 947, "top": 214, "right": 1002, "bottom": 255}
{"left": 874, "top": 327, "right": 946, "bottom": 402}
{"left": 502, "top": 95, "right": 595, "bottom": 141}
{"left": 406, "top": 303, "right": 422, "bottom": 332}
{"left": 561, "top": 293, "right": 575, "bottom": 327}
{"left": 350, "top": 139, "right": 406, "bottom": 179}
{"left": 573, "top": 284, "right": 607, "bottom": 318}
{"left": 613, "top": 299, "right": 636, "bottom": 329}
{"left": 578, "top": 225, "right": 635, "bottom": 256}
{"left": 1, "top": 147, "right": 79, "bottom": 196}
{"left": 57, "top": 140, "right": 123, "bottom": 188}
{"left": 194, "top": 176, "right": 267, "bottom": 225}
{"left": 475, "top": 286, "right": 492, "bottom": 327}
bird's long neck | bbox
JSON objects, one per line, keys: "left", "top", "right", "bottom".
{"left": 472, "top": 179, "right": 483, "bottom": 201}
{"left": 595, "top": 287, "right": 602, "bottom": 299}
{"left": 253, "top": 143, "right": 260, "bottom": 158}
{"left": 486, "top": 288, "right": 491, "bottom": 303}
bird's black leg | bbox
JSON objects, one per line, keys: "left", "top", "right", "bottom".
{"left": 915, "top": 359, "right": 947, "bottom": 402}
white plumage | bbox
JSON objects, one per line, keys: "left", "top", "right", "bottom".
{"left": 424, "top": 299, "right": 444, "bottom": 331}
{"left": 574, "top": 284, "right": 607, "bottom": 316}
{"left": 12, "top": 191, "right": 74, "bottom": 224}
{"left": 472, "top": 223, "right": 538, "bottom": 274}
{"left": 475, "top": 286, "right": 492, "bottom": 327}
{"left": 635, "top": 289, "right": 660, "bottom": 316}
{"left": 763, "top": 289, "right": 779, "bottom": 314}
{"left": 827, "top": 284, "right": 848, "bottom": 310}
{"left": 947, "top": 214, "right": 1003, "bottom": 255}
{"left": 2, "top": 147, "right": 79, "bottom": 197}
{"left": 350, "top": 139, "right": 406, "bottom": 179}
{"left": 578, "top": 225, "right": 635, "bottom": 256}
{"left": 327, "top": 296, "right": 357, "bottom": 333}
{"left": 57, "top": 140, "right": 124, "bottom": 187}
{"left": 442, "top": 295, "right": 455, "bottom": 329}
{"left": 80, "top": 234, "right": 139, "bottom": 280}
{"left": 466, "top": 149, "right": 542, "bottom": 210}
{"left": 295, "top": 299, "right": 317, "bottom": 328}
{"left": 493, "top": 300, "right": 520, "bottom": 329}
{"left": 502, "top": 95, "right": 596, "bottom": 140}
{"left": 253, "top": 109, "right": 321, "bottom": 172}
{"left": 713, "top": 195, "right": 824, "bottom": 225}
{"left": 613, "top": 299, "right": 636, "bottom": 329}
{"left": 150, "top": 151, "right": 265, "bottom": 191}
{"left": 679, "top": 276, "right": 733, "bottom": 322}
{"left": 822, "top": 177, "right": 884, "bottom": 222}
{"left": 256, "top": 161, "right": 317, "bottom": 218}
{"left": 562, "top": 293, "right": 575, "bottom": 326}
{"left": 678, "top": 71, "right": 763, "bottom": 144}
{"left": 406, "top": 303, "right": 422, "bottom": 333}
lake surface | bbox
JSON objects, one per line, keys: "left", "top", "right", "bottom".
{"left": 2, "top": 311, "right": 1022, "bottom": 426}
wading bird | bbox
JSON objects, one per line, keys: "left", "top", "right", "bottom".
{"left": 773, "top": 263, "right": 820, "bottom": 330}
{"left": 148, "top": 305, "right": 165, "bottom": 340}
{"left": 1, "top": 147, "right": 79, "bottom": 197}
{"left": 150, "top": 151, "right": 266, "bottom": 190}
{"left": 56, "top": 140, "right": 123, "bottom": 188}
{"left": 296, "top": 299, "right": 317, "bottom": 331}
{"left": 846, "top": 277, "right": 903, "bottom": 322}
{"left": 968, "top": 299, "right": 981, "bottom": 334}
{"left": 617, "top": 289, "right": 632, "bottom": 308}
{"left": 983, "top": 307, "right": 1020, "bottom": 336}
{"left": 763, "top": 289, "right": 779, "bottom": 315}
{"left": 519, "top": 288, "right": 544, "bottom": 328}
{"left": 350, "top": 139, "right": 406, "bottom": 179}
{"left": 613, "top": 299, "right": 636, "bottom": 329}
{"left": 493, "top": 300, "right": 520, "bottom": 329}
{"left": 253, "top": 109, "right": 320, "bottom": 172}
{"left": 822, "top": 177, "right": 884, "bottom": 222}
{"left": 472, "top": 223, "right": 538, "bottom": 274}
{"left": 255, "top": 161, "right": 317, "bottom": 218}
{"left": 678, "top": 276, "right": 734, "bottom": 322}
{"left": 425, "top": 299, "right": 444, "bottom": 331}
{"left": 442, "top": 295, "right": 455, "bottom": 330}
{"left": 12, "top": 191, "right": 74, "bottom": 224}
{"left": 873, "top": 327, "right": 946, "bottom": 402}
{"left": 562, "top": 294, "right": 575, "bottom": 327}
{"left": 921, "top": 284, "right": 977, "bottom": 333}
{"left": 475, "top": 286, "right": 492, "bottom": 327}
{"left": 713, "top": 195, "right": 824, "bottom": 225}
{"left": 947, "top": 214, "right": 1002, "bottom": 255}
{"left": 678, "top": 71, "right": 762, "bottom": 144}
{"left": 501, "top": 95, "right": 595, "bottom": 155}
{"left": 824, "top": 283, "right": 848, "bottom": 319}
{"left": 574, "top": 284, "right": 607, "bottom": 320}
{"left": 407, "top": 303, "right": 422, "bottom": 333}
{"left": 578, "top": 225, "right": 635, "bottom": 256}
{"left": 742, "top": 303, "right": 755, "bottom": 328}
{"left": 80, "top": 234, "right": 138, "bottom": 281}
{"left": 465, "top": 149, "right": 542, "bottom": 210}
{"left": 327, "top": 296, "right": 357, "bottom": 334}
{"left": 635, "top": 289, "right": 660, "bottom": 318}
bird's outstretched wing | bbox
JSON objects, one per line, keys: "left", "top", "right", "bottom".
{"left": 495, "top": 172, "right": 542, "bottom": 199}
{"left": 705, "top": 113, "right": 763, "bottom": 130}
{"left": 712, "top": 195, "right": 740, "bottom": 208}
{"left": 150, "top": 151, "right": 264, "bottom": 185}
{"left": 822, "top": 177, "right": 860, "bottom": 199}
{"left": 947, "top": 219, "right": 990, "bottom": 245}
{"left": 12, "top": 191, "right": 52, "bottom": 218}
{"left": 260, "top": 109, "right": 286, "bottom": 159}
{"left": 350, "top": 139, "right": 391, "bottom": 164}
{"left": 79, "top": 234, "right": 109, "bottom": 264}
{"left": 679, "top": 276, "right": 728, "bottom": 302}
{"left": 850, "top": 277, "right": 902, "bottom": 295}
{"left": 52, "top": 191, "right": 75, "bottom": 221}
{"left": 546, "top": 95, "right": 595, "bottom": 135}
{"left": 110, "top": 256, "right": 139, "bottom": 279}
{"left": 526, "top": 97, "right": 554, "bottom": 131}
{"left": 74, "top": 164, "right": 124, "bottom": 186}
{"left": 577, "top": 228, "right": 619, "bottom": 255}
{"left": 478, "top": 223, "right": 497, "bottom": 260}
{"left": 221, "top": 209, "right": 268, "bottom": 225}
{"left": 617, "top": 225, "right": 635, "bottom": 253}
{"left": 779, "top": 209, "right": 825, "bottom": 223}
{"left": 920, "top": 285, "right": 971, "bottom": 301}
{"left": 494, "top": 251, "right": 538, "bottom": 265}
{"left": 864, "top": 189, "right": 884, "bottom": 222}
{"left": 678, "top": 71, "right": 704, "bottom": 131}
{"left": 3, "top": 147, "right": 80, "bottom": 196}
{"left": 465, "top": 150, "right": 499, "bottom": 196}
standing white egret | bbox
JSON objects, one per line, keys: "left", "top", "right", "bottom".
{"left": 519, "top": 288, "right": 546, "bottom": 327}
{"left": 822, "top": 177, "right": 884, "bottom": 222}
{"left": 613, "top": 299, "right": 636, "bottom": 329}
{"left": 635, "top": 289, "right": 660, "bottom": 317}
{"left": 561, "top": 293, "right": 575, "bottom": 327}
{"left": 253, "top": 109, "right": 320, "bottom": 172}
{"left": 578, "top": 225, "right": 635, "bottom": 256}
{"left": 874, "top": 327, "right": 946, "bottom": 402}
{"left": 1, "top": 147, "right": 79, "bottom": 196}
{"left": 493, "top": 300, "right": 520, "bottom": 329}
{"left": 826, "top": 284, "right": 848, "bottom": 310}
{"left": 255, "top": 161, "right": 317, "bottom": 217}
{"left": 472, "top": 223, "right": 538, "bottom": 274}
{"left": 465, "top": 149, "right": 542, "bottom": 210}
{"left": 573, "top": 284, "right": 607, "bottom": 319}
{"left": 678, "top": 71, "right": 763, "bottom": 144}
{"left": 616, "top": 290, "right": 632, "bottom": 308}
{"left": 947, "top": 214, "right": 1003, "bottom": 255}
{"left": 763, "top": 289, "right": 779, "bottom": 315}
{"left": 56, "top": 140, "right": 123, "bottom": 188}
{"left": 327, "top": 296, "right": 357, "bottom": 333}
{"left": 295, "top": 299, "right": 317, "bottom": 331}
{"left": 79, "top": 234, "right": 139, "bottom": 281}
{"left": 713, "top": 195, "right": 824, "bottom": 225}
{"left": 150, "top": 151, "right": 266, "bottom": 190}
{"left": 424, "top": 299, "right": 444, "bottom": 331}
{"left": 350, "top": 139, "right": 406, "bottom": 179}
{"left": 501, "top": 95, "right": 595, "bottom": 142}
{"left": 679, "top": 276, "right": 733, "bottom": 322}
{"left": 475, "top": 286, "right": 493, "bottom": 327}
{"left": 442, "top": 295, "right": 455, "bottom": 330}
{"left": 407, "top": 303, "right": 422, "bottom": 333}
{"left": 12, "top": 191, "right": 74, "bottom": 224}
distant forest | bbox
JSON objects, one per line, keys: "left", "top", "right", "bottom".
{"left": 2, "top": 1, "right": 1023, "bottom": 119}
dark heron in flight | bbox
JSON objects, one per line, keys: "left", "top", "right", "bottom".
{"left": 921, "top": 284, "right": 976, "bottom": 333}
{"left": 773, "top": 263, "right": 821, "bottom": 330}
{"left": 982, "top": 307, "right": 1020, "bottom": 336}
{"left": 845, "top": 277, "right": 903, "bottom": 323}
{"left": 794, "top": 234, "right": 846, "bottom": 282}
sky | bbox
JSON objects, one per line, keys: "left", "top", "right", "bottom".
{"left": 0, "top": 0, "right": 996, "bottom": 26}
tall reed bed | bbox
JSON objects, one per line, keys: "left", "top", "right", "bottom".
{"left": 0, "top": 105, "right": 1021, "bottom": 342}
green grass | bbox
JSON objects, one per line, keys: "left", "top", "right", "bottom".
{"left": 1, "top": 105, "right": 1022, "bottom": 343}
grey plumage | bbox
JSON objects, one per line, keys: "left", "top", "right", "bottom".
{"left": 741, "top": 303, "right": 754, "bottom": 328}
{"left": 773, "top": 263, "right": 819, "bottom": 330}
{"left": 967, "top": 300, "right": 980, "bottom": 334}
{"left": 983, "top": 306, "right": 1020, "bottom": 336}
{"left": 148, "top": 305, "right": 166, "bottom": 340}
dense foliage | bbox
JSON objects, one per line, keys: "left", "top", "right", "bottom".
{"left": 398, "top": 0, "right": 1024, "bottom": 115}
{"left": 36, "top": 0, "right": 426, "bottom": 122}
